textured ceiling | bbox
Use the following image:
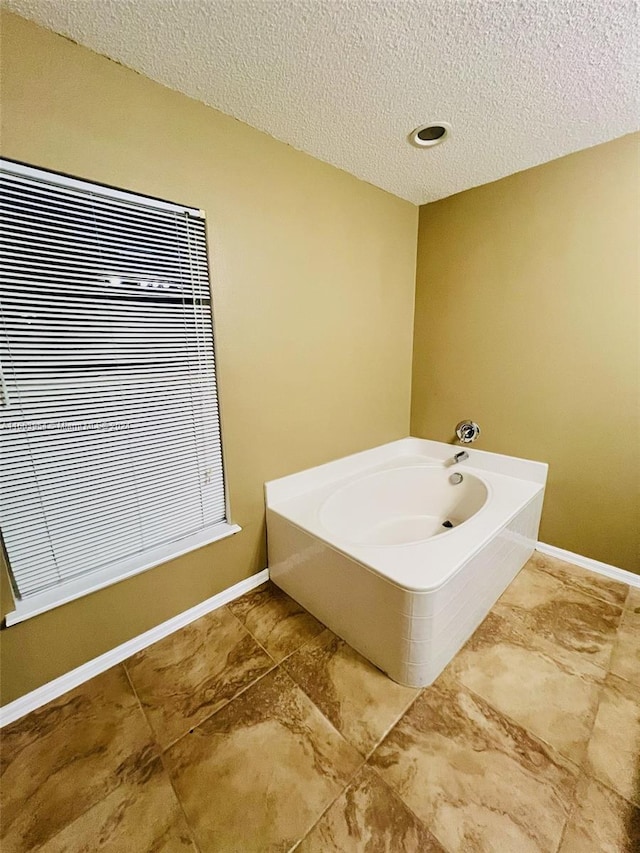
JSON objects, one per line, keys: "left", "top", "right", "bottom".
{"left": 5, "top": 0, "right": 640, "bottom": 204}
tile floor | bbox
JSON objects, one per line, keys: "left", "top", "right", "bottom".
{"left": 1, "top": 551, "right": 639, "bottom": 852}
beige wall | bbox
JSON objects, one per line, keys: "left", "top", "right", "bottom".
{"left": 0, "top": 12, "right": 418, "bottom": 704}
{"left": 411, "top": 134, "right": 640, "bottom": 573}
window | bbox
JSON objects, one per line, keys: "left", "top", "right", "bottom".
{"left": 0, "top": 159, "right": 239, "bottom": 625}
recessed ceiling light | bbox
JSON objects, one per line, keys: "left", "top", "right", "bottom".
{"left": 409, "top": 122, "right": 451, "bottom": 149}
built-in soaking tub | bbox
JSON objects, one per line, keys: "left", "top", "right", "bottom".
{"left": 266, "top": 438, "right": 547, "bottom": 687}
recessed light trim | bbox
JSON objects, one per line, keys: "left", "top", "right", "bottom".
{"left": 409, "top": 121, "right": 451, "bottom": 149}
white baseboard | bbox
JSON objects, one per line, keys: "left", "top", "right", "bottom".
{"left": 537, "top": 542, "right": 640, "bottom": 588}
{"left": 3, "top": 543, "right": 637, "bottom": 727}
{"left": 0, "top": 568, "right": 270, "bottom": 728}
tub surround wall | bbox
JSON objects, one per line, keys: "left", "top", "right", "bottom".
{"left": 411, "top": 133, "right": 640, "bottom": 574}
{"left": 0, "top": 11, "right": 418, "bottom": 705}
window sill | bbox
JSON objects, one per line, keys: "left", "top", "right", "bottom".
{"left": 3, "top": 521, "right": 242, "bottom": 626}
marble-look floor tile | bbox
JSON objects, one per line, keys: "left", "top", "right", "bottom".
{"left": 164, "top": 667, "right": 362, "bottom": 853}
{"left": 296, "top": 765, "right": 445, "bottom": 853}
{"left": 584, "top": 673, "right": 640, "bottom": 806}
{"left": 495, "top": 563, "right": 622, "bottom": 675}
{"left": 228, "top": 581, "right": 325, "bottom": 662}
{"left": 447, "top": 610, "right": 603, "bottom": 764}
{"left": 283, "top": 629, "right": 419, "bottom": 756}
{"left": 610, "top": 605, "right": 640, "bottom": 688}
{"left": 528, "top": 551, "right": 629, "bottom": 608}
{"left": 0, "top": 666, "right": 157, "bottom": 853}
{"left": 558, "top": 775, "right": 640, "bottom": 853}
{"left": 37, "top": 757, "right": 196, "bottom": 853}
{"left": 125, "top": 606, "right": 274, "bottom": 747}
{"left": 370, "top": 671, "right": 578, "bottom": 853}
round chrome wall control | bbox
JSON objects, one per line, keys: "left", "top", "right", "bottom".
{"left": 455, "top": 420, "right": 481, "bottom": 444}
{"left": 449, "top": 472, "right": 463, "bottom": 485}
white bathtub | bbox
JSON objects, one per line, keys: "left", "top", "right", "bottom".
{"left": 266, "top": 438, "right": 547, "bottom": 687}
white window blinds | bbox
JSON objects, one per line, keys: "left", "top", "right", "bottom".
{"left": 0, "top": 159, "right": 238, "bottom": 624}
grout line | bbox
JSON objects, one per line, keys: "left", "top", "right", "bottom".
{"left": 126, "top": 589, "right": 333, "bottom": 759}
{"left": 26, "top": 804, "right": 99, "bottom": 852}
{"left": 607, "top": 606, "right": 640, "bottom": 692}
{"left": 158, "top": 749, "right": 203, "bottom": 853}
{"left": 274, "top": 667, "right": 368, "bottom": 763}
{"left": 227, "top": 589, "right": 328, "bottom": 667}
{"left": 274, "top": 622, "right": 424, "bottom": 762}
{"left": 286, "top": 786, "right": 343, "bottom": 852}
{"left": 22, "top": 780, "right": 139, "bottom": 852}
{"left": 224, "top": 603, "right": 280, "bottom": 664}
{"left": 553, "top": 793, "right": 577, "bottom": 853}
{"left": 364, "top": 761, "right": 456, "bottom": 853}
{"left": 282, "top": 656, "right": 430, "bottom": 850}
{"left": 368, "top": 763, "right": 456, "bottom": 853}
{"left": 555, "top": 768, "right": 640, "bottom": 852}
{"left": 625, "top": 587, "right": 640, "bottom": 612}
{"left": 495, "top": 559, "right": 628, "bottom": 659}
{"left": 287, "top": 763, "right": 366, "bottom": 852}
{"left": 371, "top": 615, "right": 596, "bottom": 786}
{"left": 119, "top": 610, "right": 282, "bottom": 853}
{"left": 608, "top": 673, "right": 640, "bottom": 695}
{"left": 158, "top": 657, "right": 280, "bottom": 755}
{"left": 265, "top": 665, "right": 370, "bottom": 852}
{"left": 363, "top": 687, "right": 424, "bottom": 761}
{"left": 364, "top": 678, "right": 582, "bottom": 853}
{"left": 277, "top": 625, "right": 328, "bottom": 666}
{"left": 121, "top": 661, "right": 159, "bottom": 755}
{"left": 581, "top": 769, "right": 640, "bottom": 810}
{"left": 448, "top": 576, "right": 640, "bottom": 807}
{"left": 605, "top": 668, "right": 640, "bottom": 690}
{"left": 490, "top": 610, "right": 614, "bottom": 690}
{"left": 17, "top": 663, "right": 176, "bottom": 853}
{"left": 22, "top": 758, "right": 144, "bottom": 852}
{"left": 457, "top": 664, "right": 588, "bottom": 773}
{"left": 492, "top": 601, "right": 619, "bottom": 680}
{"left": 122, "top": 604, "right": 280, "bottom": 755}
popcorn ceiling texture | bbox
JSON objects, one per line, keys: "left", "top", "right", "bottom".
{"left": 4, "top": 0, "right": 640, "bottom": 204}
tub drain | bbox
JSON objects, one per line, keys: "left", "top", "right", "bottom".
{"left": 442, "top": 520, "right": 454, "bottom": 529}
